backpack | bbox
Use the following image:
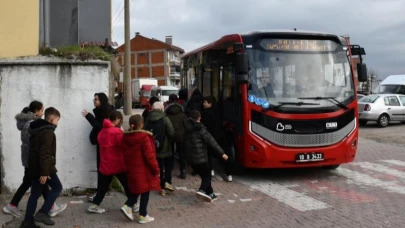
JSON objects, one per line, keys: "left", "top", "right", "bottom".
{"left": 145, "top": 118, "right": 166, "bottom": 152}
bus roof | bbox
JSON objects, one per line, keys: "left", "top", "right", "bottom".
{"left": 182, "top": 29, "right": 340, "bottom": 58}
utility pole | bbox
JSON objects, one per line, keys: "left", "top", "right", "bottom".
{"left": 123, "top": 0, "right": 132, "bottom": 115}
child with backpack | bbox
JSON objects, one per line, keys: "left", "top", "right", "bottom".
{"left": 144, "top": 102, "right": 175, "bottom": 196}
{"left": 122, "top": 115, "right": 160, "bottom": 224}
{"left": 184, "top": 110, "right": 228, "bottom": 202}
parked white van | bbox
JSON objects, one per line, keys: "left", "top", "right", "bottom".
{"left": 374, "top": 75, "right": 405, "bottom": 95}
{"left": 151, "top": 86, "right": 179, "bottom": 103}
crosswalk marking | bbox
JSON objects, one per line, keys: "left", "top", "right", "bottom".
{"left": 333, "top": 168, "right": 405, "bottom": 194}
{"left": 381, "top": 160, "right": 405, "bottom": 167}
{"left": 352, "top": 162, "right": 405, "bottom": 179}
{"left": 238, "top": 180, "right": 329, "bottom": 211}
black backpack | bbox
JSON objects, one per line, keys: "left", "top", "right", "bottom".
{"left": 145, "top": 118, "right": 166, "bottom": 152}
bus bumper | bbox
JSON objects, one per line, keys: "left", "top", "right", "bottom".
{"left": 241, "top": 130, "right": 358, "bottom": 169}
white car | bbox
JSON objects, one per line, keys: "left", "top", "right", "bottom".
{"left": 358, "top": 94, "right": 405, "bottom": 127}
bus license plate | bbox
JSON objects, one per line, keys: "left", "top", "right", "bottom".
{"left": 296, "top": 153, "right": 324, "bottom": 162}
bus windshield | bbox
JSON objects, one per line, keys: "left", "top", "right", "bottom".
{"left": 247, "top": 39, "right": 355, "bottom": 113}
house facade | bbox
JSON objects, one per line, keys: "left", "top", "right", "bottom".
{"left": 116, "top": 33, "right": 184, "bottom": 90}
{"left": 0, "top": 0, "right": 40, "bottom": 58}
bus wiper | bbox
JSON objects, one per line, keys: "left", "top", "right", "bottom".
{"left": 262, "top": 101, "right": 320, "bottom": 112}
{"left": 297, "top": 97, "right": 349, "bottom": 110}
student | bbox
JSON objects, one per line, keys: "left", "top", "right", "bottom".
{"left": 20, "top": 107, "right": 63, "bottom": 227}
{"left": 122, "top": 115, "right": 160, "bottom": 224}
{"left": 87, "top": 111, "right": 139, "bottom": 218}
{"left": 82, "top": 92, "right": 115, "bottom": 202}
{"left": 184, "top": 110, "right": 228, "bottom": 202}
{"left": 141, "top": 96, "right": 159, "bottom": 121}
{"left": 144, "top": 102, "right": 175, "bottom": 196}
{"left": 3, "top": 102, "right": 66, "bottom": 219}
{"left": 202, "top": 96, "right": 234, "bottom": 181}
{"left": 165, "top": 94, "right": 188, "bottom": 179}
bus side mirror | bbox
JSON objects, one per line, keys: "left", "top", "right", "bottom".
{"left": 357, "top": 63, "right": 367, "bottom": 82}
{"left": 235, "top": 52, "right": 248, "bottom": 84}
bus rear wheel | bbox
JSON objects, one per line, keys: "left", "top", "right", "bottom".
{"left": 323, "top": 165, "right": 340, "bottom": 170}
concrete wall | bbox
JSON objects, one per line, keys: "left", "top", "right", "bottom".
{"left": 79, "top": 0, "right": 112, "bottom": 43}
{"left": 0, "top": 0, "right": 39, "bottom": 58}
{"left": 0, "top": 57, "right": 110, "bottom": 191}
{"left": 39, "top": 0, "right": 111, "bottom": 47}
{"left": 48, "top": 0, "right": 79, "bottom": 47}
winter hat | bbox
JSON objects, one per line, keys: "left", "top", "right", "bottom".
{"left": 152, "top": 102, "right": 164, "bottom": 111}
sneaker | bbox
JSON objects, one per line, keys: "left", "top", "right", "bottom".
{"left": 196, "top": 190, "right": 212, "bottom": 202}
{"left": 227, "top": 175, "right": 233, "bottom": 182}
{"left": 160, "top": 189, "right": 166, "bottom": 196}
{"left": 3, "top": 204, "right": 21, "bottom": 217}
{"left": 120, "top": 205, "right": 134, "bottom": 221}
{"left": 88, "top": 193, "right": 96, "bottom": 202}
{"left": 179, "top": 170, "right": 186, "bottom": 179}
{"left": 19, "top": 220, "right": 40, "bottom": 228}
{"left": 34, "top": 212, "right": 55, "bottom": 226}
{"left": 49, "top": 203, "right": 67, "bottom": 217}
{"left": 211, "top": 170, "right": 215, "bottom": 177}
{"left": 210, "top": 193, "right": 218, "bottom": 201}
{"left": 133, "top": 203, "right": 140, "bottom": 213}
{"left": 138, "top": 215, "right": 155, "bottom": 224}
{"left": 164, "top": 182, "right": 175, "bottom": 191}
{"left": 87, "top": 204, "right": 105, "bottom": 214}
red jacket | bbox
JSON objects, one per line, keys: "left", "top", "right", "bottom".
{"left": 122, "top": 130, "right": 160, "bottom": 194}
{"left": 97, "top": 119, "right": 126, "bottom": 176}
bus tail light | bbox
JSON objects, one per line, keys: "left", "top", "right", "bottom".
{"left": 364, "top": 104, "right": 371, "bottom": 111}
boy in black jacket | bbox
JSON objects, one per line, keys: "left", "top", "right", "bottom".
{"left": 184, "top": 110, "right": 228, "bottom": 202}
{"left": 20, "top": 107, "right": 63, "bottom": 228}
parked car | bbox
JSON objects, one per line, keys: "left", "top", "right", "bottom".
{"left": 357, "top": 94, "right": 366, "bottom": 100}
{"left": 358, "top": 94, "right": 405, "bottom": 127}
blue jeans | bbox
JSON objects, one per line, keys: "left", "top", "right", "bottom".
{"left": 24, "top": 173, "right": 62, "bottom": 221}
{"left": 10, "top": 168, "right": 49, "bottom": 207}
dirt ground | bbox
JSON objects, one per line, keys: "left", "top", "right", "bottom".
{"left": 359, "top": 121, "right": 405, "bottom": 145}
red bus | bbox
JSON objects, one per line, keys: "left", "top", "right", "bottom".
{"left": 181, "top": 30, "right": 367, "bottom": 171}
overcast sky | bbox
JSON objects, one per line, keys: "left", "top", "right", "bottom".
{"left": 111, "top": 0, "right": 405, "bottom": 79}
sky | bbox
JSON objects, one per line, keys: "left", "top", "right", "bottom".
{"left": 111, "top": 0, "right": 405, "bottom": 79}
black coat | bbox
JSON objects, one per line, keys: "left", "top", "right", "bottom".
{"left": 185, "top": 89, "right": 203, "bottom": 116}
{"left": 165, "top": 103, "right": 188, "bottom": 142}
{"left": 184, "top": 119, "right": 224, "bottom": 166}
{"left": 28, "top": 119, "right": 57, "bottom": 177}
{"left": 202, "top": 107, "right": 224, "bottom": 140}
{"left": 85, "top": 105, "right": 115, "bottom": 145}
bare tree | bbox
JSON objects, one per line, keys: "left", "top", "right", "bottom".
{"left": 367, "top": 69, "right": 381, "bottom": 93}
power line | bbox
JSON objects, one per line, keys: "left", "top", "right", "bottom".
{"left": 112, "top": 0, "right": 124, "bottom": 21}
{"left": 114, "top": 0, "right": 135, "bottom": 28}
{"left": 112, "top": 0, "right": 135, "bottom": 35}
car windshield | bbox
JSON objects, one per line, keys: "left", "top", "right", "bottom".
{"left": 162, "top": 90, "right": 178, "bottom": 96}
{"left": 247, "top": 39, "right": 355, "bottom": 113}
{"left": 143, "top": 91, "right": 151, "bottom": 98}
{"left": 359, "top": 95, "right": 379, "bottom": 103}
{"left": 375, "top": 84, "right": 405, "bottom": 94}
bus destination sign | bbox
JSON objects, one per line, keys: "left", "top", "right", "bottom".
{"left": 260, "top": 39, "right": 337, "bottom": 52}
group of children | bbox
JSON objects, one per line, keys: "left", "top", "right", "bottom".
{"left": 4, "top": 90, "right": 234, "bottom": 227}
{"left": 2, "top": 101, "right": 66, "bottom": 228}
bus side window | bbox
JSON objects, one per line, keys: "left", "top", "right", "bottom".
{"left": 203, "top": 70, "right": 211, "bottom": 96}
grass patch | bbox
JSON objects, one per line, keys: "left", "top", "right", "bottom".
{"left": 110, "top": 176, "right": 123, "bottom": 192}
{"left": 39, "top": 45, "right": 112, "bottom": 61}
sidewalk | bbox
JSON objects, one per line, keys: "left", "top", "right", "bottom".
{"left": 1, "top": 168, "right": 267, "bottom": 228}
